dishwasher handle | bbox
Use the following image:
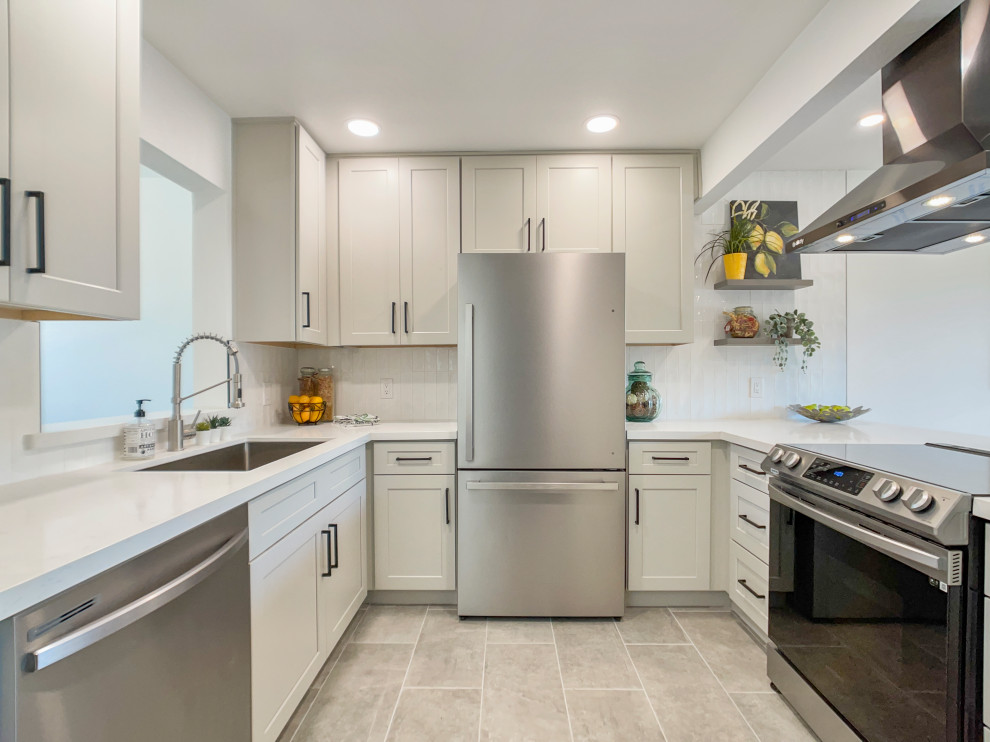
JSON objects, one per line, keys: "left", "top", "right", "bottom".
{"left": 25, "top": 528, "right": 248, "bottom": 672}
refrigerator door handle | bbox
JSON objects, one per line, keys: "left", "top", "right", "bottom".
{"left": 464, "top": 303, "right": 474, "bottom": 461}
{"left": 466, "top": 481, "right": 619, "bottom": 491}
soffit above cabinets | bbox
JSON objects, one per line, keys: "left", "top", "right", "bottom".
{"left": 143, "top": 0, "right": 827, "bottom": 154}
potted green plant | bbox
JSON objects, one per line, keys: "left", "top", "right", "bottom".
{"left": 214, "top": 416, "right": 233, "bottom": 441}
{"left": 195, "top": 421, "right": 211, "bottom": 447}
{"left": 697, "top": 218, "right": 754, "bottom": 282}
{"left": 765, "top": 310, "right": 821, "bottom": 372}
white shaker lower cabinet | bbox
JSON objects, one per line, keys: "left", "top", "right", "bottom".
{"left": 628, "top": 474, "right": 712, "bottom": 591}
{"left": 373, "top": 473, "right": 455, "bottom": 590}
{"left": 613, "top": 154, "right": 695, "bottom": 344}
{"left": 249, "top": 452, "right": 367, "bottom": 742}
{"left": 727, "top": 444, "right": 774, "bottom": 634}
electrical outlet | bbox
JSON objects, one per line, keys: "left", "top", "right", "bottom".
{"left": 381, "top": 378, "right": 393, "bottom": 399}
{"left": 750, "top": 377, "right": 764, "bottom": 399}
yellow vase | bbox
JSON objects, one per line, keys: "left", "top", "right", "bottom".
{"left": 723, "top": 253, "right": 748, "bottom": 280}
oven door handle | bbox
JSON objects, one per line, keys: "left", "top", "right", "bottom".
{"left": 770, "top": 484, "right": 958, "bottom": 584}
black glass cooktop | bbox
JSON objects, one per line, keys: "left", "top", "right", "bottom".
{"left": 792, "top": 443, "right": 990, "bottom": 496}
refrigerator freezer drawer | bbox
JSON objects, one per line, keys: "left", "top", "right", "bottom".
{"left": 457, "top": 471, "right": 625, "bottom": 618}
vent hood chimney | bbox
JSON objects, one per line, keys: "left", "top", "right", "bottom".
{"left": 787, "top": 0, "right": 990, "bottom": 255}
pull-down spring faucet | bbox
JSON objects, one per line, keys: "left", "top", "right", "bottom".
{"left": 168, "top": 333, "right": 245, "bottom": 451}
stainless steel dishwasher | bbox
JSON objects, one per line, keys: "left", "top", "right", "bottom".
{"left": 0, "top": 507, "right": 250, "bottom": 742}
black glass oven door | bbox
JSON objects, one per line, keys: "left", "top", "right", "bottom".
{"left": 768, "top": 483, "right": 963, "bottom": 742}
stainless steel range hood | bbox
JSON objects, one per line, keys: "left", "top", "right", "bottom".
{"left": 787, "top": 0, "right": 990, "bottom": 255}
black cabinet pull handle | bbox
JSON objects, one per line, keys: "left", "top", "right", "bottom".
{"left": 445, "top": 487, "right": 450, "bottom": 525}
{"left": 321, "top": 527, "right": 334, "bottom": 577}
{"left": 525, "top": 217, "right": 531, "bottom": 252}
{"left": 652, "top": 456, "right": 690, "bottom": 462}
{"left": 26, "top": 191, "right": 45, "bottom": 274}
{"left": 302, "top": 291, "right": 311, "bottom": 328}
{"left": 404, "top": 301, "right": 409, "bottom": 333}
{"left": 330, "top": 523, "right": 339, "bottom": 570}
{"left": 395, "top": 456, "right": 432, "bottom": 462}
{"left": 739, "top": 464, "right": 766, "bottom": 476}
{"left": 0, "top": 178, "right": 9, "bottom": 267}
{"left": 540, "top": 217, "right": 547, "bottom": 251}
{"left": 391, "top": 301, "right": 396, "bottom": 333}
{"left": 738, "top": 514, "right": 767, "bottom": 530}
{"left": 737, "top": 579, "right": 765, "bottom": 600}
{"left": 634, "top": 488, "right": 640, "bottom": 525}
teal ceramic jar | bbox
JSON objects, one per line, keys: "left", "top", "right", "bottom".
{"left": 626, "top": 361, "right": 661, "bottom": 422}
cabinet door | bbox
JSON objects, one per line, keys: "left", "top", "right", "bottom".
{"left": 296, "top": 124, "right": 328, "bottom": 345}
{"left": 8, "top": 0, "right": 139, "bottom": 319}
{"left": 374, "top": 473, "right": 455, "bottom": 590}
{"left": 320, "top": 479, "right": 368, "bottom": 651}
{"left": 250, "top": 509, "right": 325, "bottom": 742}
{"left": 628, "top": 474, "right": 711, "bottom": 590}
{"left": 399, "top": 157, "right": 459, "bottom": 345}
{"left": 461, "top": 156, "right": 536, "bottom": 253}
{"left": 613, "top": 154, "right": 695, "bottom": 344}
{"left": 536, "top": 155, "right": 611, "bottom": 253}
{"left": 0, "top": 1, "right": 9, "bottom": 304}
{"left": 339, "top": 158, "right": 400, "bottom": 345}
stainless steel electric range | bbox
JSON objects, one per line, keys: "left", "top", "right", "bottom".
{"left": 762, "top": 442, "right": 990, "bottom": 742}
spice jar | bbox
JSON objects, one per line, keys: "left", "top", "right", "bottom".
{"left": 314, "top": 367, "right": 334, "bottom": 422}
{"left": 298, "top": 367, "right": 317, "bottom": 397}
{"left": 723, "top": 306, "right": 760, "bottom": 338}
{"left": 626, "top": 361, "right": 662, "bottom": 422}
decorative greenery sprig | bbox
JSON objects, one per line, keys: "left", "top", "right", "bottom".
{"left": 765, "top": 310, "right": 821, "bottom": 372}
{"left": 696, "top": 218, "right": 754, "bottom": 283}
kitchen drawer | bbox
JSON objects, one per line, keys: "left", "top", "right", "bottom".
{"left": 730, "top": 445, "right": 769, "bottom": 493}
{"left": 729, "top": 540, "right": 769, "bottom": 634}
{"left": 249, "top": 448, "right": 366, "bottom": 560}
{"left": 628, "top": 441, "right": 711, "bottom": 476}
{"left": 373, "top": 441, "right": 455, "bottom": 475}
{"left": 730, "top": 478, "right": 770, "bottom": 563}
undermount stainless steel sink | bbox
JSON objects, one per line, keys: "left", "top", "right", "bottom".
{"left": 140, "top": 440, "right": 327, "bottom": 472}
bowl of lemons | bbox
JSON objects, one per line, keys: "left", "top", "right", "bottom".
{"left": 288, "top": 395, "right": 326, "bottom": 425}
{"left": 788, "top": 404, "right": 870, "bottom": 423}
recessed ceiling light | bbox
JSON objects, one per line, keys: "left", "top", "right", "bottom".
{"left": 835, "top": 234, "right": 856, "bottom": 244}
{"left": 858, "top": 113, "right": 885, "bottom": 128}
{"left": 926, "top": 195, "right": 954, "bottom": 207}
{"left": 586, "top": 115, "right": 619, "bottom": 133}
{"left": 964, "top": 234, "right": 986, "bottom": 243}
{"left": 347, "top": 119, "right": 380, "bottom": 137}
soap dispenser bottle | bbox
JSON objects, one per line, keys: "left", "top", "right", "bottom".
{"left": 123, "top": 399, "right": 156, "bottom": 460}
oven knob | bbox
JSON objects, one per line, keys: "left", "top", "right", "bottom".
{"left": 905, "top": 488, "right": 934, "bottom": 513}
{"left": 783, "top": 452, "right": 802, "bottom": 469}
{"left": 873, "top": 479, "right": 902, "bottom": 502}
{"left": 769, "top": 447, "right": 785, "bottom": 463}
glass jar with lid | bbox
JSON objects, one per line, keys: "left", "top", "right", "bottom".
{"left": 314, "top": 367, "right": 334, "bottom": 421}
{"left": 626, "top": 361, "right": 662, "bottom": 422}
{"left": 723, "top": 306, "right": 760, "bottom": 338}
{"left": 298, "top": 367, "right": 317, "bottom": 397}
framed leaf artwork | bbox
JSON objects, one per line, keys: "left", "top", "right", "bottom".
{"left": 728, "top": 200, "right": 803, "bottom": 279}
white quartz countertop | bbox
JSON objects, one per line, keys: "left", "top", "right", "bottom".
{"left": 0, "top": 422, "right": 455, "bottom": 620}
{"left": 4, "top": 415, "right": 989, "bottom": 620}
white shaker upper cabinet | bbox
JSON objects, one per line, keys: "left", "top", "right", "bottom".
{"left": 6, "top": 0, "right": 139, "bottom": 319}
{"left": 338, "top": 158, "right": 401, "bottom": 345}
{"left": 0, "top": 0, "right": 10, "bottom": 306}
{"left": 296, "top": 126, "right": 328, "bottom": 345}
{"left": 535, "top": 155, "right": 611, "bottom": 253}
{"left": 398, "top": 157, "right": 459, "bottom": 345}
{"left": 613, "top": 154, "right": 695, "bottom": 345}
{"left": 461, "top": 156, "right": 536, "bottom": 253}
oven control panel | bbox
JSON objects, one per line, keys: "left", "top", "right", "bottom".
{"left": 802, "top": 458, "right": 873, "bottom": 495}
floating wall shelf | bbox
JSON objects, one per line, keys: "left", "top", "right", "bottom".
{"left": 713, "top": 279, "right": 814, "bottom": 291}
{"left": 714, "top": 337, "right": 803, "bottom": 347}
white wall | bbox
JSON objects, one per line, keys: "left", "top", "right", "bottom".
{"left": 847, "top": 246, "right": 990, "bottom": 436}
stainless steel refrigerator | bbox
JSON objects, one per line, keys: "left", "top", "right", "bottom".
{"left": 457, "top": 252, "right": 626, "bottom": 618}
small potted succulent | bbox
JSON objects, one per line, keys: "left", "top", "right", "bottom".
{"left": 697, "top": 218, "right": 754, "bottom": 282}
{"left": 765, "top": 310, "right": 821, "bottom": 372}
{"left": 215, "top": 416, "right": 233, "bottom": 441}
{"left": 195, "top": 421, "right": 212, "bottom": 447}
{"left": 207, "top": 415, "right": 222, "bottom": 443}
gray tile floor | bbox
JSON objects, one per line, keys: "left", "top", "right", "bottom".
{"left": 278, "top": 605, "right": 819, "bottom": 742}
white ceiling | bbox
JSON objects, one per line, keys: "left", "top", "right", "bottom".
{"left": 143, "top": 0, "right": 829, "bottom": 154}
{"left": 760, "top": 73, "right": 884, "bottom": 172}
